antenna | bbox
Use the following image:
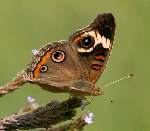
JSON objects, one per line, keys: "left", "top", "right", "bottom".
{"left": 102, "top": 74, "right": 134, "bottom": 89}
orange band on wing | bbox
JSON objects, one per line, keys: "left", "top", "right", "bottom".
{"left": 94, "top": 55, "right": 106, "bottom": 61}
{"left": 33, "top": 51, "right": 51, "bottom": 78}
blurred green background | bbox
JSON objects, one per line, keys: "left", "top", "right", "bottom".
{"left": 0, "top": 0, "right": 149, "bottom": 131}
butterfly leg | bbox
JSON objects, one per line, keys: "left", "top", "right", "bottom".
{"left": 66, "top": 95, "right": 90, "bottom": 110}
{"left": 80, "top": 97, "right": 92, "bottom": 110}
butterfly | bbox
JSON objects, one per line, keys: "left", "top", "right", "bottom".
{"left": 0, "top": 13, "right": 116, "bottom": 97}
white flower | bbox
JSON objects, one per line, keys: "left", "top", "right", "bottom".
{"left": 84, "top": 113, "right": 94, "bottom": 124}
{"left": 27, "top": 96, "right": 35, "bottom": 103}
{"left": 32, "top": 49, "right": 39, "bottom": 55}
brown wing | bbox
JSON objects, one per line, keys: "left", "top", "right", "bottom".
{"left": 0, "top": 13, "right": 116, "bottom": 97}
{"left": 69, "top": 13, "right": 116, "bottom": 84}
{"left": 26, "top": 41, "right": 89, "bottom": 89}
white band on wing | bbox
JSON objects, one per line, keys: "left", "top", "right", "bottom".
{"left": 77, "top": 30, "right": 111, "bottom": 53}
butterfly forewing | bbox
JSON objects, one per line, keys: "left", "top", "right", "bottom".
{"left": 69, "top": 13, "right": 116, "bottom": 84}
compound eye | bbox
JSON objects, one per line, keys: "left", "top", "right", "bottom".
{"left": 52, "top": 50, "right": 65, "bottom": 63}
{"left": 81, "top": 36, "right": 94, "bottom": 48}
{"left": 40, "top": 65, "right": 48, "bottom": 73}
